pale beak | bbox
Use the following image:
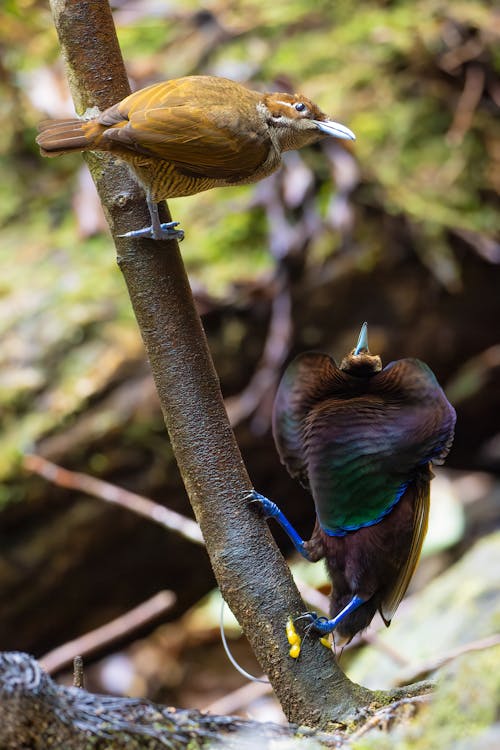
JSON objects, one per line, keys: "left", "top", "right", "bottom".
{"left": 313, "top": 119, "right": 356, "bottom": 141}
{"left": 354, "top": 322, "right": 369, "bottom": 355}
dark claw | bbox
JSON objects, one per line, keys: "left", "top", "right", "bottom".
{"left": 295, "top": 612, "right": 333, "bottom": 635}
{"left": 294, "top": 611, "right": 320, "bottom": 624}
{"left": 246, "top": 490, "right": 280, "bottom": 519}
{"left": 299, "top": 595, "right": 366, "bottom": 635}
{"left": 159, "top": 222, "right": 184, "bottom": 241}
{"left": 243, "top": 489, "right": 261, "bottom": 502}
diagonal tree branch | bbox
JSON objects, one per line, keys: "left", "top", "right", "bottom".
{"left": 44, "top": 0, "right": 374, "bottom": 726}
{"left": 0, "top": 652, "right": 343, "bottom": 749}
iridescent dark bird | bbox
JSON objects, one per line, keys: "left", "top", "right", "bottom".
{"left": 36, "top": 75, "right": 355, "bottom": 240}
{"left": 251, "top": 323, "right": 456, "bottom": 643}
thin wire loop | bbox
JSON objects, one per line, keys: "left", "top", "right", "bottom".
{"left": 219, "top": 597, "right": 270, "bottom": 684}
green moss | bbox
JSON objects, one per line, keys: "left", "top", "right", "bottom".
{"left": 352, "top": 649, "right": 500, "bottom": 749}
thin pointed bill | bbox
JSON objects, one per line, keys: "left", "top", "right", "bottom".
{"left": 354, "top": 322, "right": 369, "bottom": 355}
{"left": 313, "top": 119, "right": 356, "bottom": 141}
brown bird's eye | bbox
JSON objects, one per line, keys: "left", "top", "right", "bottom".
{"left": 294, "top": 102, "right": 306, "bottom": 112}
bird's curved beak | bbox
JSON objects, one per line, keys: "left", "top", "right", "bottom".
{"left": 354, "top": 322, "right": 369, "bottom": 355}
{"left": 313, "top": 119, "right": 356, "bottom": 141}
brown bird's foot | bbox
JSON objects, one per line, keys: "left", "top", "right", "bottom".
{"left": 122, "top": 196, "right": 186, "bottom": 241}
{"left": 118, "top": 221, "right": 185, "bottom": 241}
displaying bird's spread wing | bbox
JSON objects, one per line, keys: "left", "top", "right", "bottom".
{"left": 97, "top": 77, "right": 271, "bottom": 179}
{"left": 272, "top": 352, "right": 346, "bottom": 490}
{"left": 274, "top": 355, "right": 456, "bottom": 534}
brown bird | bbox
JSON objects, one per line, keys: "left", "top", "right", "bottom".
{"left": 36, "top": 75, "right": 355, "bottom": 240}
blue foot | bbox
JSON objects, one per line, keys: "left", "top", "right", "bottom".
{"left": 247, "top": 490, "right": 310, "bottom": 560}
{"left": 297, "top": 596, "right": 365, "bottom": 634}
{"left": 246, "top": 490, "right": 282, "bottom": 520}
{"left": 118, "top": 221, "right": 185, "bottom": 241}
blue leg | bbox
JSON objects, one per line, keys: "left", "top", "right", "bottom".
{"left": 247, "top": 490, "right": 311, "bottom": 560}
{"left": 118, "top": 197, "right": 185, "bottom": 241}
{"left": 299, "top": 595, "right": 365, "bottom": 634}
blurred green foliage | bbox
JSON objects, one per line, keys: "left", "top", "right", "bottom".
{"left": 0, "top": 0, "right": 498, "bottom": 489}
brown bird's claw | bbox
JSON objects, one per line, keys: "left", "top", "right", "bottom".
{"left": 118, "top": 221, "right": 184, "bottom": 241}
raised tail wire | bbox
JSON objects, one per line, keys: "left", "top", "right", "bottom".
{"left": 219, "top": 597, "right": 270, "bottom": 684}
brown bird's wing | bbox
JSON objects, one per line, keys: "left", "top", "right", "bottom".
{"left": 379, "top": 470, "right": 431, "bottom": 624}
{"left": 97, "top": 77, "right": 271, "bottom": 180}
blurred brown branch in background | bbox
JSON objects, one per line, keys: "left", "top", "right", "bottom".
{"left": 40, "top": 591, "right": 176, "bottom": 676}
{"left": 393, "top": 633, "right": 500, "bottom": 687}
{"left": 24, "top": 454, "right": 203, "bottom": 545}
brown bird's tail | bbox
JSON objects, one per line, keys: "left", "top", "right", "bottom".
{"left": 36, "top": 118, "right": 104, "bottom": 156}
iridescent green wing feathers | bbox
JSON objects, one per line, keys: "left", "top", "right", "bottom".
{"left": 273, "top": 355, "right": 456, "bottom": 534}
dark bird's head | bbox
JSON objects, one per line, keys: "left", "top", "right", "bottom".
{"left": 340, "top": 322, "right": 383, "bottom": 377}
{"left": 261, "top": 92, "right": 356, "bottom": 151}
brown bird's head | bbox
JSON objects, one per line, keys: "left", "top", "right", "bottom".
{"left": 340, "top": 322, "right": 382, "bottom": 377}
{"left": 260, "top": 92, "right": 355, "bottom": 151}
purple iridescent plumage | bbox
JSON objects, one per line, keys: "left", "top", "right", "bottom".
{"left": 270, "top": 323, "right": 456, "bottom": 642}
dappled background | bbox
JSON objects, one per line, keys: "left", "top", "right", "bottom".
{"left": 0, "top": 0, "right": 499, "bottom": 724}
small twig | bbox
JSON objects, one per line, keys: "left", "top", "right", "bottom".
{"left": 40, "top": 590, "right": 176, "bottom": 675}
{"left": 225, "top": 277, "right": 292, "bottom": 431}
{"left": 446, "top": 64, "right": 485, "bottom": 145}
{"left": 453, "top": 228, "right": 500, "bottom": 263}
{"left": 394, "top": 633, "right": 500, "bottom": 687}
{"left": 23, "top": 454, "right": 204, "bottom": 545}
{"left": 349, "top": 694, "right": 432, "bottom": 741}
{"left": 73, "top": 656, "right": 84, "bottom": 689}
{"left": 439, "top": 38, "right": 484, "bottom": 74}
